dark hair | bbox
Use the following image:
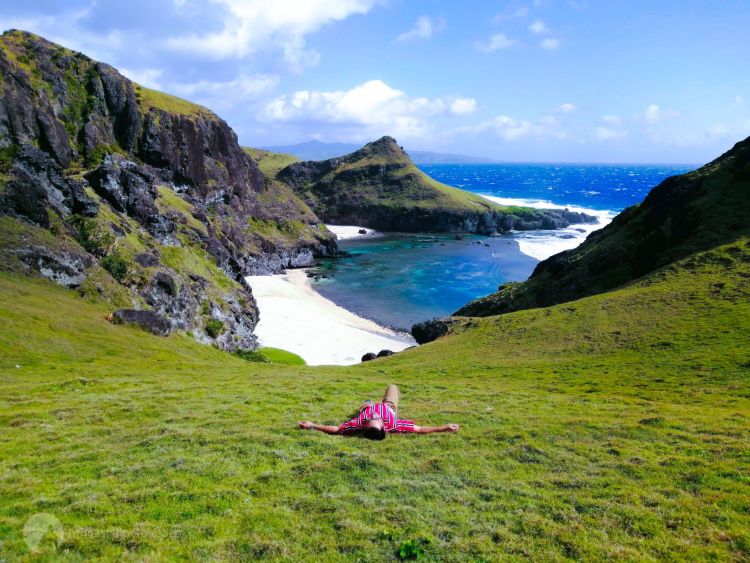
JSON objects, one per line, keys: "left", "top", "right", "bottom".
{"left": 363, "top": 426, "right": 386, "bottom": 441}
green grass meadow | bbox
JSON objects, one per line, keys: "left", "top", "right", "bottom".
{"left": 1, "top": 240, "right": 749, "bottom": 560}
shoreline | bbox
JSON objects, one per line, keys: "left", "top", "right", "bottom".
{"left": 245, "top": 269, "right": 415, "bottom": 366}
{"left": 479, "top": 194, "right": 616, "bottom": 261}
{"left": 245, "top": 197, "right": 613, "bottom": 365}
{"left": 325, "top": 224, "right": 382, "bottom": 240}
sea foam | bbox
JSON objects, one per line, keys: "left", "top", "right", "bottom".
{"left": 479, "top": 194, "right": 617, "bottom": 261}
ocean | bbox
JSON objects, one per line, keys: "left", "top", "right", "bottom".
{"left": 308, "top": 163, "right": 696, "bottom": 331}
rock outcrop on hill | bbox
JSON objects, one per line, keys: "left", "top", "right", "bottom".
{"left": 0, "top": 30, "right": 337, "bottom": 351}
{"left": 277, "top": 136, "right": 596, "bottom": 235}
{"left": 412, "top": 136, "right": 750, "bottom": 341}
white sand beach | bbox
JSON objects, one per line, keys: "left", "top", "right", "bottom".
{"left": 325, "top": 224, "right": 382, "bottom": 240}
{"left": 245, "top": 269, "right": 415, "bottom": 366}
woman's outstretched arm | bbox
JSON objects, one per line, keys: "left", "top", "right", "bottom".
{"left": 298, "top": 421, "right": 341, "bottom": 434}
{"left": 413, "top": 423, "right": 460, "bottom": 434}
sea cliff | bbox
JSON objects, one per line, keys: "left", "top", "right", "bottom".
{"left": 0, "top": 30, "right": 336, "bottom": 350}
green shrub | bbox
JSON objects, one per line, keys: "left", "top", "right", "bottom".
{"left": 397, "top": 538, "right": 430, "bottom": 560}
{"left": 67, "top": 215, "right": 115, "bottom": 256}
{"left": 233, "top": 347, "right": 305, "bottom": 365}
{"left": 205, "top": 319, "right": 225, "bottom": 338}
{"left": 258, "top": 347, "right": 306, "bottom": 365}
{"left": 200, "top": 300, "right": 211, "bottom": 315}
{"left": 85, "top": 144, "right": 125, "bottom": 167}
{"left": 234, "top": 349, "right": 270, "bottom": 363}
{"left": 100, "top": 250, "right": 129, "bottom": 282}
{"left": 0, "top": 145, "right": 18, "bottom": 173}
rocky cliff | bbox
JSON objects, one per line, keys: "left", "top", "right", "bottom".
{"left": 412, "top": 136, "right": 750, "bottom": 338}
{"left": 0, "top": 30, "right": 337, "bottom": 351}
{"left": 277, "top": 136, "right": 596, "bottom": 234}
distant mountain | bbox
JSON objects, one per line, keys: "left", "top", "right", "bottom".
{"left": 275, "top": 136, "right": 594, "bottom": 234}
{"left": 263, "top": 141, "right": 360, "bottom": 161}
{"left": 407, "top": 151, "right": 497, "bottom": 164}
{"left": 263, "top": 140, "right": 496, "bottom": 164}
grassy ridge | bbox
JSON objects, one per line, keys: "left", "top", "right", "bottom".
{"left": 1, "top": 238, "right": 748, "bottom": 560}
{"left": 278, "top": 137, "right": 568, "bottom": 222}
{"left": 134, "top": 84, "right": 214, "bottom": 119}
{"left": 244, "top": 148, "right": 299, "bottom": 178}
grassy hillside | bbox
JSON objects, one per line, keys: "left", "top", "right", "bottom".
{"left": 279, "top": 136, "right": 510, "bottom": 212}
{"left": 457, "top": 136, "right": 750, "bottom": 317}
{"left": 1, "top": 237, "right": 748, "bottom": 560}
{"left": 276, "top": 137, "right": 593, "bottom": 233}
{"left": 244, "top": 148, "right": 300, "bottom": 178}
{"left": 134, "top": 84, "right": 215, "bottom": 119}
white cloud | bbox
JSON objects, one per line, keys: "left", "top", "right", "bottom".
{"left": 0, "top": 7, "right": 127, "bottom": 64}
{"left": 555, "top": 103, "right": 576, "bottom": 113}
{"left": 540, "top": 37, "right": 560, "bottom": 50}
{"left": 538, "top": 115, "right": 559, "bottom": 126}
{"left": 645, "top": 122, "right": 748, "bottom": 147}
{"left": 594, "top": 126, "right": 627, "bottom": 141}
{"left": 396, "top": 15, "right": 445, "bottom": 43}
{"left": 450, "top": 98, "right": 477, "bottom": 115}
{"left": 735, "top": 95, "right": 744, "bottom": 106}
{"left": 165, "top": 0, "right": 381, "bottom": 67}
{"left": 493, "top": 7, "right": 529, "bottom": 22}
{"left": 602, "top": 114, "right": 621, "bottom": 125}
{"left": 280, "top": 35, "right": 321, "bottom": 70}
{"left": 476, "top": 33, "right": 517, "bottom": 52}
{"left": 260, "top": 80, "right": 475, "bottom": 140}
{"left": 454, "top": 113, "right": 568, "bottom": 141}
{"left": 172, "top": 73, "right": 279, "bottom": 99}
{"left": 492, "top": 115, "right": 564, "bottom": 139}
{"left": 119, "top": 67, "right": 164, "bottom": 90}
{"left": 529, "top": 19, "right": 548, "bottom": 34}
{"left": 638, "top": 104, "right": 680, "bottom": 122}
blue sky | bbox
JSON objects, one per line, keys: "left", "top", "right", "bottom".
{"left": 2, "top": 0, "right": 749, "bottom": 163}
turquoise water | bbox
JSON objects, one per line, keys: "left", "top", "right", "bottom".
{"left": 309, "top": 163, "right": 696, "bottom": 330}
{"left": 310, "top": 233, "right": 537, "bottom": 330}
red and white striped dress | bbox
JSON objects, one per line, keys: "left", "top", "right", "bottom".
{"left": 338, "top": 402, "right": 416, "bottom": 434}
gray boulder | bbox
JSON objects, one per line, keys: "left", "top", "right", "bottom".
{"left": 111, "top": 309, "right": 171, "bottom": 336}
{"left": 1, "top": 148, "right": 97, "bottom": 226}
{"left": 13, "top": 245, "right": 91, "bottom": 288}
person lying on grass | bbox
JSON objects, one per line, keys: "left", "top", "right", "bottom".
{"left": 298, "top": 384, "right": 459, "bottom": 440}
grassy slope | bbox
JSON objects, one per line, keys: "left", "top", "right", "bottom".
{"left": 458, "top": 136, "right": 750, "bottom": 317}
{"left": 135, "top": 85, "right": 214, "bottom": 119}
{"left": 244, "top": 148, "right": 300, "bottom": 178}
{"left": 1, "top": 238, "right": 748, "bottom": 560}
{"left": 258, "top": 347, "right": 306, "bottom": 366}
